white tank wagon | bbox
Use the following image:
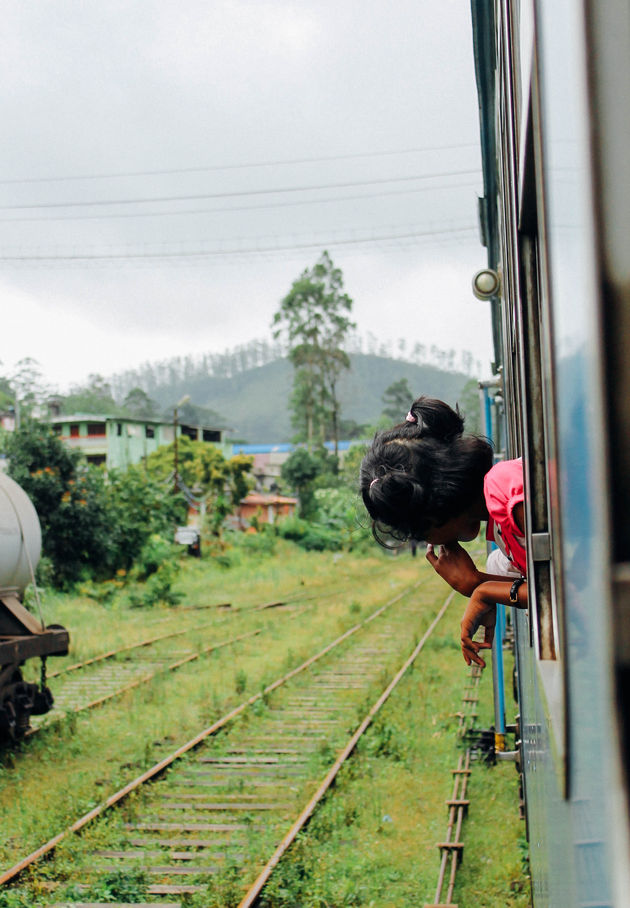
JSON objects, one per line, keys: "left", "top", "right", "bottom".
{"left": 0, "top": 474, "right": 68, "bottom": 740}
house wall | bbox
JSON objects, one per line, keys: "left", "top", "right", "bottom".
{"left": 53, "top": 417, "right": 230, "bottom": 470}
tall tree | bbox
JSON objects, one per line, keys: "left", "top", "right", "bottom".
{"left": 9, "top": 357, "right": 49, "bottom": 424}
{"left": 272, "top": 251, "right": 355, "bottom": 455}
{"left": 123, "top": 387, "right": 158, "bottom": 418}
{"left": 381, "top": 377, "right": 415, "bottom": 423}
{"left": 61, "top": 373, "right": 118, "bottom": 415}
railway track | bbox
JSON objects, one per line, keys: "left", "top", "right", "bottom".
{"left": 0, "top": 581, "right": 454, "bottom": 907}
{"left": 28, "top": 597, "right": 316, "bottom": 734}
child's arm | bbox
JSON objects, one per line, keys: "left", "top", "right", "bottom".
{"left": 425, "top": 542, "right": 515, "bottom": 596}
{"left": 461, "top": 579, "right": 527, "bottom": 667}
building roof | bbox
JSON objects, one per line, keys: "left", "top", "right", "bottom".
{"left": 48, "top": 413, "right": 222, "bottom": 430}
{"left": 232, "top": 440, "right": 361, "bottom": 455}
{"left": 240, "top": 493, "right": 297, "bottom": 506}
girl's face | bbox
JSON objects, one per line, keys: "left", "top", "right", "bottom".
{"left": 424, "top": 513, "right": 481, "bottom": 545}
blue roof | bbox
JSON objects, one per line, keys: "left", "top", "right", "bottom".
{"left": 232, "top": 441, "right": 362, "bottom": 455}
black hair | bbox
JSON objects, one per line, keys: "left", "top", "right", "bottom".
{"left": 360, "top": 396, "right": 493, "bottom": 544}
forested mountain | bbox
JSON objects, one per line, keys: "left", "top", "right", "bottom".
{"left": 110, "top": 352, "right": 474, "bottom": 444}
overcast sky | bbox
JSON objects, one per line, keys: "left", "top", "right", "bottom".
{"left": 1, "top": 1, "right": 491, "bottom": 393}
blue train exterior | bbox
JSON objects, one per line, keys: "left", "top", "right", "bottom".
{"left": 471, "top": 1, "right": 630, "bottom": 904}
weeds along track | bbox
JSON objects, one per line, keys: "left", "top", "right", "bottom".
{"left": 28, "top": 593, "right": 332, "bottom": 734}
{"left": 2, "top": 582, "right": 454, "bottom": 907}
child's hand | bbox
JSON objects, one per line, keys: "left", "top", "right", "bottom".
{"left": 460, "top": 593, "right": 496, "bottom": 667}
{"left": 426, "top": 542, "right": 483, "bottom": 596}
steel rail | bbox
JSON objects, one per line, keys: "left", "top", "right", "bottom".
{"left": 30, "top": 579, "right": 368, "bottom": 733}
{"left": 46, "top": 575, "right": 351, "bottom": 680}
{"left": 237, "top": 590, "right": 455, "bottom": 908}
{"left": 47, "top": 619, "right": 225, "bottom": 679}
{"left": 426, "top": 664, "right": 482, "bottom": 908}
{"left": 27, "top": 625, "right": 269, "bottom": 737}
{"left": 46, "top": 598, "right": 294, "bottom": 679}
{"left": 0, "top": 582, "right": 419, "bottom": 887}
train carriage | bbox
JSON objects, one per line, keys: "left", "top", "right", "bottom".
{"left": 471, "top": 1, "right": 630, "bottom": 904}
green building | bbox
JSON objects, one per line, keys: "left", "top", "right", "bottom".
{"left": 49, "top": 414, "right": 230, "bottom": 470}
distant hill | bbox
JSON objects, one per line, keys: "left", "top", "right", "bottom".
{"left": 142, "top": 353, "right": 472, "bottom": 444}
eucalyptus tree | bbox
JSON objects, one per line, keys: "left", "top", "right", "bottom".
{"left": 273, "top": 251, "right": 355, "bottom": 455}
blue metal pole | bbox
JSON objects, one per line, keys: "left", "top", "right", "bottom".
{"left": 479, "top": 383, "right": 507, "bottom": 750}
{"left": 491, "top": 604, "right": 507, "bottom": 747}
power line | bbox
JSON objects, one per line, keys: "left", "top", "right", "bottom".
{"left": 0, "top": 143, "right": 480, "bottom": 186}
{"left": 0, "top": 169, "right": 481, "bottom": 211}
{"left": 0, "top": 179, "right": 480, "bottom": 223}
{"left": 0, "top": 224, "right": 478, "bottom": 262}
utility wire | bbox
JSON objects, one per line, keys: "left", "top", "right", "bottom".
{"left": 0, "top": 143, "right": 480, "bottom": 186}
{"left": 0, "top": 169, "right": 481, "bottom": 211}
{"left": 0, "top": 224, "right": 477, "bottom": 262}
{"left": 0, "top": 179, "right": 480, "bottom": 223}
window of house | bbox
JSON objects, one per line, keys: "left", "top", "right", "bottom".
{"left": 70, "top": 424, "right": 79, "bottom": 437}
{"left": 145, "top": 425, "right": 155, "bottom": 438}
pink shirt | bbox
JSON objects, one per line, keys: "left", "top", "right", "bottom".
{"left": 484, "top": 459, "right": 527, "bottom": 576}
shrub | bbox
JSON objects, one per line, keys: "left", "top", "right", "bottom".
{"left": 276, "top": 515, "right": 342, "bottom": 551}
{"left": 4, "top": 423, "right": 186, "bottom": 587}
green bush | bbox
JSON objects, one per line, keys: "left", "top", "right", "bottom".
{"left": 132, "top": 533, "right": 177, "bottom": 581}
{"left": 4, "top": 423, "right": 186, "bottom": 587}
{"left": 128, "top": 560, "right": 182, "bottom": 608}
{"left": 228, "top": 526, "right": 277, "bottom": 556}
{"left": 276, "top": 515, "right": 342, "bottom": 551}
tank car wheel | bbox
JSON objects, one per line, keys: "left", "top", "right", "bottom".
{"left": 0, "top": 669, "right": 35, "bottom": 743}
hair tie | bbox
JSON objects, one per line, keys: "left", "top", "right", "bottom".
{"left": 370, "top": 477, "right": 379, "bottom": 489}
{"left": 405, "top": 410, "right": 417, "bottom": 424}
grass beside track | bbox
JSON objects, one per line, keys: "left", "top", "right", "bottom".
{"left": 258, "top": 601, "right": 530, "bottom": 908}
{"left": 0, "top": 542, "right": 529, "bottom": 907}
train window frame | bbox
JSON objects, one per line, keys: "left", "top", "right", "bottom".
{"left": 498, "top": 0, "right": 569, "bottom": 793}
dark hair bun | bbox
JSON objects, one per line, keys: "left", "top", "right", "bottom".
{"left": 407, "top": 396, "right": 464, "bottom": 442}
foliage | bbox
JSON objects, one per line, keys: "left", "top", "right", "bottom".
{"left": 5, "top": 423, "right": 109, "bottom": 586}
{"left": 82, "top": 869, "right": 149, "bottom": 902}
{"left": 0, "top": 890, "right": 33, "bottom": 908}
{"left": 273, "top": 251, "right": 356, "bottom": 452}
{"left": 339, "top": 443, "right": 367, "bottom": 491}
{"left": 226, "top": 526, "right": 277, "bottom": 557}
{"left": 58, "top": 373, "right": 119, "bottom": 415}
{"left": 280, "top": 448, "right": 323, "bottom": 519}
{"left": 145, "top": 439, "right": 253, "bottom": 534}
{"left": 131, "top": 533, "right": 177, "bottom": 580}
{"left": 458, "top": 377, "right": 482, "bottom": 434}
{"left": 7, "top": 357, "right": 51, "bottom": 423}
{"left": 122, "top": 386, "right": 158, "bottom": 418}
{"left": 105, "top": 466, "right": 186, "bottom": 572}
{"left": 314, "top": 486, "right": 370, "bottom": 549}
{"left": 4, "top": 422, "right": 185, "bottom": 587}
{"left": 128, "top": 558, "right": 182, "bottom": 608}
{"left": 276, "top": 515, "right": 343, "bottom": 551}
{"left": 381, "top": 377, "right": 415, "bottom": 423}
